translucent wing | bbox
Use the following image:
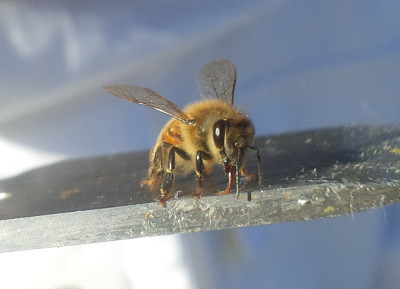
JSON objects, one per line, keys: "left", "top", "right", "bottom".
{"left": 196, "top": 59, "right": 236, "bottom": 105}
{"left": 104, "top": 85, "right": 195, "bottom": 125}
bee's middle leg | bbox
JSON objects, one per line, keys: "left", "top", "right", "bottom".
{"left": 159, "top": 145, "right": 190, "bottom": 206}
{"left": 194, "top": 150, "right": 212, "bottom": 199}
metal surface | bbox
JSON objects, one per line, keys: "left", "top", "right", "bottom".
{"left": 1, "top": 125, "right": 400, "bottom": 252}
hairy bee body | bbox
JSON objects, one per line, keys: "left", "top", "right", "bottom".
{"left": 105, "top": 59, "right": 261, "bottom": 206}
{"left": 143, "top": 99, "right": 255, "bottom": 193}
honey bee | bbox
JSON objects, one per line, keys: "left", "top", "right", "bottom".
{"left": 104, "top": 59, "right": 261, "bottom": 206}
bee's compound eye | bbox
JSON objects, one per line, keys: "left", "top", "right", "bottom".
{"left": 213, "top": 119, "right": 226, "bottom": 149}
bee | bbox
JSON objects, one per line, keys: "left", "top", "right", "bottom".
{"left": 104, "top": 59, "right": 261, "bottom": 206}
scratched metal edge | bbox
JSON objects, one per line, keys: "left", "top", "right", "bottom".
{"left": 1, "top": 181, "right": 399, "bottom": 253}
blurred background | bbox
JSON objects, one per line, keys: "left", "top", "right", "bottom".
{"left": 1, "top": 0, "right": 400, "bottom": 288}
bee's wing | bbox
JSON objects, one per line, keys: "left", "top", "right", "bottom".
{"left": 104, "top": 85, "right": 195, "bottom": 125}
{"left": 196, "top": 59, "right": 236, "bottom": 105}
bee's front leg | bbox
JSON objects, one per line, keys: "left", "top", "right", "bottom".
{"left": 216, "top": 164, "right": 236, "bottom": 195}
{"left": 248, "top": 145, "right": 262, "bottom": 186}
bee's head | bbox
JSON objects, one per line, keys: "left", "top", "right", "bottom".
{"left": 212, "top": 117, "right": 255, "bottom": 167}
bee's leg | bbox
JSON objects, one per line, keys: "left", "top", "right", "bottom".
{"left": 159, "top": 146, "right": 175, "bottom": 206}
{"left": 239, "top": 167, "right": 257, "bottom": 182}
{"left": 141, "top": 143, "right": 168, "bottom": 191}
{"left": 194, "top": 150, "right": 212, "bottom": 199}
{"left": 159, "top": 146, "right": 190, "bottom": 206}
{"left": 237, "top": 146, "right": 262, "bottom": 186}
{"left": 216, "top": 164, "right": 236, "bottom": 195}
{"left": 238, "top": 146, "right": 261, "bottom": 202}
{"left": 248, "top": 145, "right": 262, "bottom": 186}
